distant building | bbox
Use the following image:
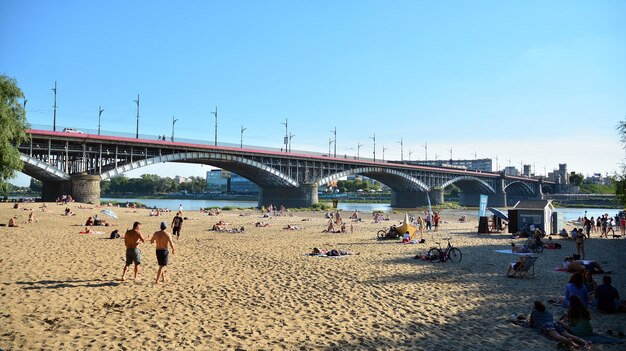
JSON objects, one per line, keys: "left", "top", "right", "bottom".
{"left": 174, "top": 176, "right": 189, "bottom": 184}
{"left": 400, "top": 158, "right": 492, "bottom": 172}
{"left": 206, "top": 169, "right": 258, "bottom": 194}
{"left": 585, "top": 173, "right": 611, "bottom": 185}
{"left": 523, "top": 165, "right": 532, "bottom": 177}
{"left": 504, "top": 166, "right": 519, "bottom": 176}
{"left": 546, "top": 164, "right": 569, "bottom": 184}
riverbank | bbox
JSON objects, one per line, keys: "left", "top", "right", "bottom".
{"left": 1, "top": 203, "right": 625, "bottom": 350}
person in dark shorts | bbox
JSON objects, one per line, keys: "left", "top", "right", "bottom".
{"left": 171, "top": 212, "right": 184, "bottom": 240}
{"left": 122, "top": 222, "right": 145, "bottom": 281}
{"left": 150, "top": 222, "right": 176, "bottom": 284}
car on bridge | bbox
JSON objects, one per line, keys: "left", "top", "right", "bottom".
{"left": 62, "top": 128, "right": 83, "bottom": 134}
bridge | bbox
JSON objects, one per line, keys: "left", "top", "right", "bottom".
{"left": 18, "top": 129, "right": 557, "bottom": 208}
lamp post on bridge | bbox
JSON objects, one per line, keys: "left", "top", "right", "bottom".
{"left": 369, "top": 134, "right": 376, "bottom": 162}
{"left": 330, "top": 127, "right": 337, "bottom": 158}
{"left": 171, "top": 116, "right": 178, "bottom": 141}
{"left": 52, "top": 81, "right": 57, "bottom": 131}
{"left": 397, "top": 138, "right": 403, "bottom": 162}
{"left": 382, "top": 146, "right": 388, "bottom": 162}
{"left": 133, "top": 94, "right": 140, "bottom": 139}
{"left": 281, "top": 118, "right": 288, "bottom": 153}
{"left": 289, "top": 133, "right": 295, "bottom": 153}
{"left": 211, "top": 106, "right": 218, "bottom": 146}
{"left": 423, "top": 142, "right": 428, "bottom": 161}
{"left": 357, "top": 142, "right": 363, "bottom": 160}
{"left": 408, "top": 150, "right": 413, "bottom": 161}
{"left": 328, "top": 138, "right": 333, "bottom": 156}
{"left": 97, "top": 106, "right": 104, "bottom": 135}
{"left": 240, "top": 125, "right": 246, "bottom": 148}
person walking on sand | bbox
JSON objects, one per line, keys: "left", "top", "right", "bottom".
{"left": 122, "top": 222, "right": 146, "bottom": 281}
{"left": 171, "top": 211, "right": 184, "bottom": 240}
{"left": 150, "top": 222, "right": 175, "bottom": 284}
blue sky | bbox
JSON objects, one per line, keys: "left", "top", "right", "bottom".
{"left": 2, "top": 1, "right": 625, "bottom": 186}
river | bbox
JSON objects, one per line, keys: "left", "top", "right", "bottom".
{"left": 100, "top": 197, "right": 622, "bottom": 222}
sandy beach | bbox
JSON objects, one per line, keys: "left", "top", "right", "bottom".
{"left": 1, "top": 202, "right": 625, "bottom": 350}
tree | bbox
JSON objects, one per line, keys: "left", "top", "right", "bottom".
{"left": 0, "top": 75, "right": 30, "bottom": 192}
{"left": 616, "top": 118, "right": 626, "bottom": 207}
{"left": 569, "top": 173, "right": 584, "bottom": 186}
{"left": 29, "top": 178, "right": 42, "bottom": 192}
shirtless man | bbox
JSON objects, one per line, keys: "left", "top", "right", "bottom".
{"left": 122, "top": 222, "right": 146, "bottom": 281}
{"left": 8, "top": 216, "right": 19, "bottom": 227}
{"left": 150, "top": 222, "right": 175, "bottom": 284}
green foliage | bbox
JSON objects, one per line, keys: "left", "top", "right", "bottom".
{"left": 578, "top": 182, "right": 615, "bottom": 194}
{"left": 0, "top": 75, "right": 30, "bottom": 191}
{"left": 618, "top": 118, "right": 626, "bottom": 207}
{"left": 101, "top": 174, "right": 207, "bottom": 195}
{"left": 29, "top": 178, "right": 42, "bottom": 192}
{"left": 569, "top": 173, "right": 585, "bottom": 186}
{"left": 336, "top": 179, "right": 377, "bottom": 192}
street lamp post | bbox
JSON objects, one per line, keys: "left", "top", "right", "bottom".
{"left": 330, "top": 127, "right": 337, "bottom": 157}
{"left": 281, "top": 118, "right": 288, "bottom": 152}
{"left": 211, "top": 106, "right": 218, "bottom": 146}
{"left": 408, "top": 150, "right": 413, "bottom": 161}
{"left": 328, "top": 138, "right": 333, "bottom": 156}
{"left": 357, "top": 142, "right": 363, "bottom": 160}
{"left": 171, "top": 116, "right": 178, "bottom": 141}
{"left": 369, "top": 134, "right": 376, "bottom": 162}
{"left": 52, "top": 81, "right": 57, "bottom": 131}
{"left": 289, "top": 133, "right": 295, "bottom": 152}
{"left": 382, "top": 146, "right": 388, "bottom": 162}
{"left": 240, "top": 125, "right": 247, "bottom": 148}
{"left": 423, "top": 142, "right": 428, "bottom": 161}
{"left": 397, "top": 138, "right": 403, "bottom": 162}
{"left": 98, "top": 106, "right": 104, "bottom": 135}
{"left": 133, "top": 94, "right": 140, "bottom": 139}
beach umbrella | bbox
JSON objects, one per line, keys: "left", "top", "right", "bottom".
{"left": 100, "top": 209, "right": 118, "bottom": 219}
{"left": 488, "top": 207, "right": 508, "bottom": 221}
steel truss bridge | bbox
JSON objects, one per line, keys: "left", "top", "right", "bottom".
{"left": 18, "top": 129, "right": 557, "bottom": 207}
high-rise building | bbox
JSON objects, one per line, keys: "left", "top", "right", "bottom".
{"left": 206, "top": 169, "right": 258, "bottom": 194}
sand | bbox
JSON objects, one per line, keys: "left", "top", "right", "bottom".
{"left": 1, "top": 202, "right": 625, "bottom": 350}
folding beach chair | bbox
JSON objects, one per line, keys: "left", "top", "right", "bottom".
{"left": 507, "top": 256, "right": 538, "bottom": 278}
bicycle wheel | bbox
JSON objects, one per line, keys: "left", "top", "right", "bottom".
{"left": 447, "top": 248, "right": 462, "bottom": 263}
{"left": 427, "top": 248, "right": 441, "bottom": 263}
{"left": 534, "top": 244, "right": 544, "bottom": 253}
{"left": 377, "top": 230, "right": 387, "bottom": 239}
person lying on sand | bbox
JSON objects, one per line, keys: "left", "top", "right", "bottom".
{"left": 562, "top": 257, "right": 611, "bottom": 274}
{"left": 529, "top": 300, "right": 591, "bottom": 350}
{"left": 255, "top": 221, "right": 270, "bottom": 227}
{"left": 283, "top": 225, "right": 300, "bottom": 230}
{"left": 310, "top": 248, "right": 359, "bottom": 256}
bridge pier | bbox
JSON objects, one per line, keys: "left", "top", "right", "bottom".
{"left": 391, "top": 190, "right": 443, "bottom": 208}
{"left": 41, "top": 174, "right": 101, "bottom": 204}
{"left": 459, "top": 192, "right": 507, "bottom": 208}
{"left": 259, "top": 184, "right": 318, "bottom": 208}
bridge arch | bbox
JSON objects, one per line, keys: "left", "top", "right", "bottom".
{"left": 100, "top": 152, "right": 299, "bottom": 187}
{"left": 439, "top": 176, "right": 496, "bottom": 194}
{"left": 317, "top": 167, "right": 430, "bottom": 192}
{"left": 19, "top": 154, "right": 71, "bottom": 181}
{"left": 504, "top": 181, "right": 535, "bottom": 196}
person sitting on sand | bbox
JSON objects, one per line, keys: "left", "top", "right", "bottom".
{"left": 560, "top": 295, "right": 594, "bottom": 337}
{"left": 529, "top": 300, "right": 591, "bottom": 350}
{"left": 110, "top": 229, "right": 121, "bottom": 239}
{"left": 27, "top": 211, "right": 38, "bottom": 224}
{"left": 595, "top": 275, "right": 625, "bottom": 313}
{"left": 8, "top": 216, "right": 19, "bottom": 227}
{"left": 458, "top": 215, "right": 466, "bottom": 223}
{"left": 310, "top": 247, "right": 360, "bottom": 256}
{"left": 340, "top": 222, "right": 347, "bottom": 233}
{"left": 85, "top": 216, "right": 94, "bottom": 226}
{"left": 559, "top": 228, "right": 568, "bottom": 238}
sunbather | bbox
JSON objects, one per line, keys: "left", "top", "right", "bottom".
{"left": 310, "top": 248, "right": 359, "bottom": 256}
{"left": 529, "top": 301, "right": 591, "bottom": 350}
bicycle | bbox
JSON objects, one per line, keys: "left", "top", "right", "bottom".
{"left": 427, "top": 237, "right": 462, "bottom": 263}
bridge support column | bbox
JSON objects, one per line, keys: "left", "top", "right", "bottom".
{"left": 459, "top": 192, "right": 506, "bottom": 208}
{"left": 42, "top": 180, "right": 72, "bottom": 202}
{"left": 71, "top": 174, "right": 101, "bottom": 205}
{"left": 430, "top": 188, "right": 444, "bottom": 205}
{"left": 258, "top": 184, "right": 318, "bottom": 208}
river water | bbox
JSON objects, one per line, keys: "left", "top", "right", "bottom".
{"left": 100, "top": 197, "right": 621, "bottom": 222}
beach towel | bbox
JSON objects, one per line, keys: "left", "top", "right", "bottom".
{"left": 493, "top": 249, "right": 533, "bottom": 256}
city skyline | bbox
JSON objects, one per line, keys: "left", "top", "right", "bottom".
{"left": 2, "top": 1, "right": 625, "bottom": 186}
